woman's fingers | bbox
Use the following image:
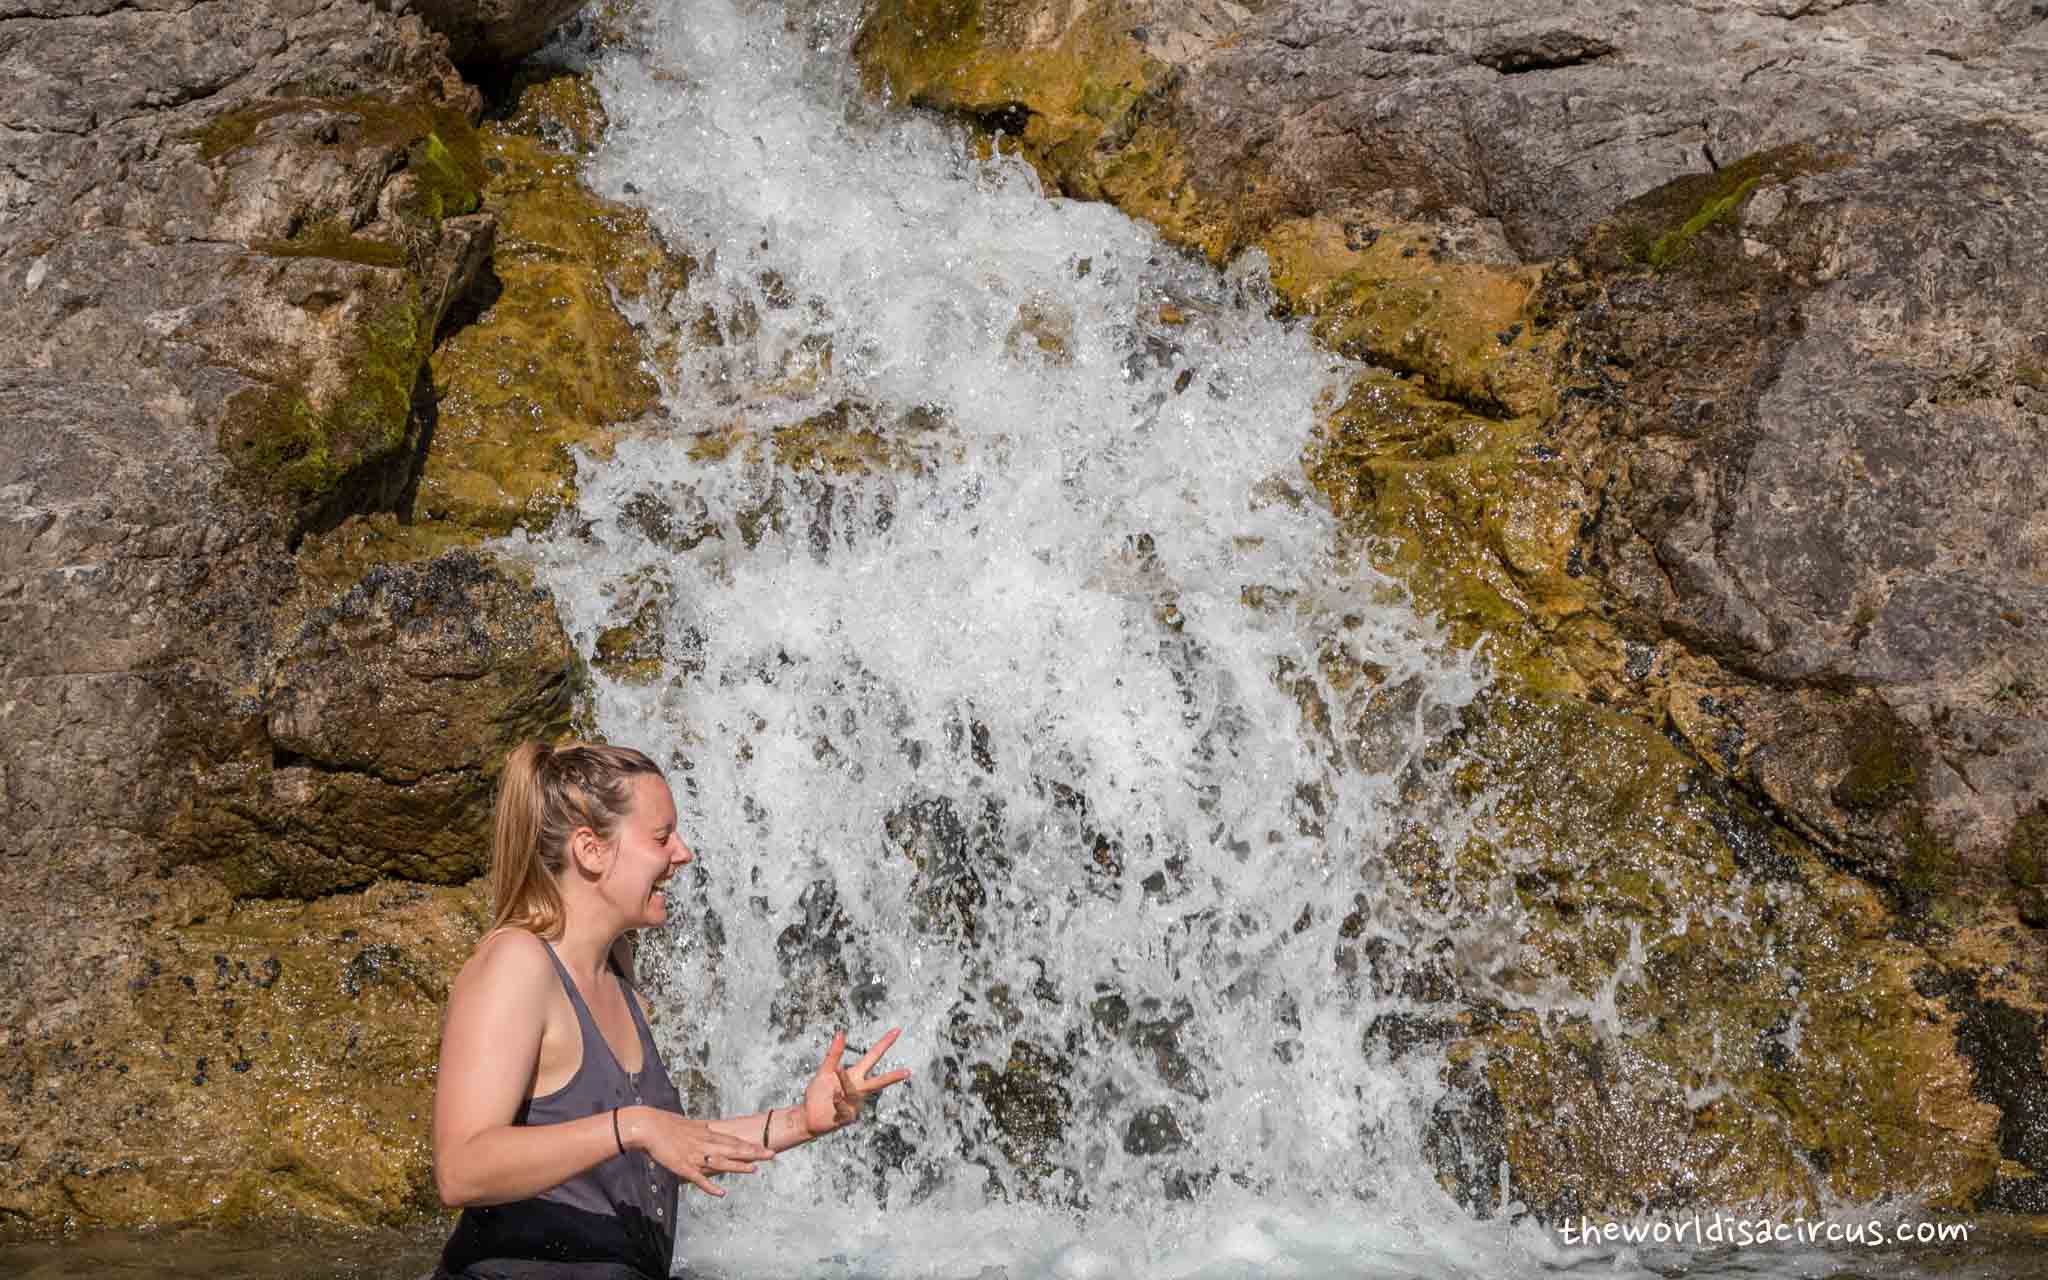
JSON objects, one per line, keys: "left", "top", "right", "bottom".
{"left": 853, "top": 1027, "right": 902, "bottom": 1076}
{"left": 679, "top": 1166, "right": 725, "bottom": 1197}
{"left": 819, "top": 1029, "right": 848, "bottom": 1072}
{"left": 856, "top": 1066, "right": 913, "bottom": 1096}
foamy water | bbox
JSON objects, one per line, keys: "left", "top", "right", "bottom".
{"left": 504, "top": 2, "right": 1997, "bottom": 1276}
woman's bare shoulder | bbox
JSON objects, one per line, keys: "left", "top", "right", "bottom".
{"left": 452, "top": 927, "right": 558, "bottom": 1005}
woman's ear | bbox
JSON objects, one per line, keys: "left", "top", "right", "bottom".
{"left": 568, "top": 826, "right": 610, "bottom": 877}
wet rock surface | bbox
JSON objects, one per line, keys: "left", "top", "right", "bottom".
{"left": 1, "top": 873, "right": 486, "bottom": 1231}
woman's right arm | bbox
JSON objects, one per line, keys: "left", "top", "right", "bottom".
{"left": 431, "top": 932, "right": 770, "bottom": 1205}
{"left": 433, "top": 931, "right": 609, "bottom": 1207}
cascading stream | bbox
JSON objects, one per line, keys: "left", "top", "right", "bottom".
{"left": 515, "top": 1, "right": 1664, "bottom": 1275}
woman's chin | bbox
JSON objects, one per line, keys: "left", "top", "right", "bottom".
{"left": 639, "top": 890, "right": 668, "bottom": 926}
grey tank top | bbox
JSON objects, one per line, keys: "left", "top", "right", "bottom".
{"left": 439, "top": 940, "right": 686, "bottom": 1279}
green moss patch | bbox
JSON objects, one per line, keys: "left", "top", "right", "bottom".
{"left": 1598, "top": 143, "right": 1844, "bottom": 278}
{"left": 1832, "top": 701, "right": 1920, "bottom": 814}
{"left": 1646, "top": 175, "right": 1759, "bottom": 269}
{"left": 188, "top": 96, "right": 486, "bottom": 227}
{"left": 254, "top": 221, "right": 407, "bottom": 270}
{"left": 2006, "top": 807, "right": 2048, "bottom": 888}
{"left": 223, "top": 297, "right": 427, "bottom": 503}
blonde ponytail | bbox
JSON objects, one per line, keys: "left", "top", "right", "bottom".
{"left": 488, "top": 739, "right": 665, "bottom": 936}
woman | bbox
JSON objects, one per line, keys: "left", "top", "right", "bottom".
{"left": 432, "top": 741, "right": 909, "bottom": 1279}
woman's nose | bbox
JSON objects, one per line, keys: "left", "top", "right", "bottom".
{"left": 673, "top": 834, "right": 694, "bottom": 865}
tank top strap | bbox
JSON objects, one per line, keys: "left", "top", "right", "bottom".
{"left": 613, "top": 959, "right": 661, "bottom": 1065}
{"left": 538, "top": 938, "right": 610, "bottom": 1056}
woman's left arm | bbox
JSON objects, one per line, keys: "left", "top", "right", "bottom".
{"left": 707, "top": 1028, "right": 911, "bottom": 1153}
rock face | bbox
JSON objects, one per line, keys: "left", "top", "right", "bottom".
{"left": 1554, "top": 123, "right": 2048, "bottom": 886}
{"left": 0, "top": 0, "right": 693, "bottom": 1217}
{"left": 0, "top": 0, "right": 694, "bottom": 1232}
{"left": 862, "top": 0, "right": 2048, "bottom": 260}
{"left": 858, "top": 0, "right": 2048, "bottom": 1218}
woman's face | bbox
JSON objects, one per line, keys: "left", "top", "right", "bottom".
{"left": 609, "top": 773, "right": 693, "bottom": 927}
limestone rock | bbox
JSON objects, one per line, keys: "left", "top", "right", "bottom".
{"left": 1556, "top": 122, "right": 2048, "bottom": 877}
{"left": 168, "top": 523, "right": 580, "bottom": 898}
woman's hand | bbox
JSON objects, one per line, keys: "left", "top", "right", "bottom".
{"left": 796, "top": 1028, "right": 911, "bottom": 1141}
{"left": 628, "top": 1108, "right": 774, "bottom": 1198}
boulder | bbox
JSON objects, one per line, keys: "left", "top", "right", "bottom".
{"left": 1555, "top": 121, "right": 2048, "bottom": 882}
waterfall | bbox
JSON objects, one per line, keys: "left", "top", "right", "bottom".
{"left": 513, "top": 0, "right": 1574, "bottom": 1273}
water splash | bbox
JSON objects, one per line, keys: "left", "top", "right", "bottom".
{"left": 507, "top": 1, "right": 1829, "bottom": 1276}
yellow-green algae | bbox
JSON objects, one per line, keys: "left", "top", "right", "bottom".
{"left": 254, "top": 220, "right": 409, "bottom": 271}
{"left": 1593, "top": 143, "right": 1846, "bottom": 282}
{"left": 855, "top": 0, "right": 1234, "bottom": 258}
{"left": 6, "top": 873, "right": 487, "bottom": 1232}
{"left": 192, "top": 95, "right": 486, "bottom": 207}
{"left": 1440, "top": 689, "right": 2008, "bottom": 1213}
{"left": 206, "top": 94, "right": 487, "bottom": 512}
{"left": 414, "top": 71, "right": 691, "bottom": 542}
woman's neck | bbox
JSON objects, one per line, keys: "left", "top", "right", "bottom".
{"left": 550, "top": 910, "right": 623, "bottom": 983}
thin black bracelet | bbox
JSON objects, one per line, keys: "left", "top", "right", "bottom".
{"left": 761, "top": 1107, "right": 773, "bottom": 1150}
{"left": 613, "top": 1106, "right": 625, "bottom": 1156}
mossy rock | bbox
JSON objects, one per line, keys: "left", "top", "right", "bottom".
{"left": 492, "top": 66, "right": 612, "bottom": 155}
{"left": 0, "top": 876, "right": 487, "bottom": 1231}
{"left": 167, "top": 530, "right": 581, "bottom": 898}
{"left": 220, "top": 289, "right": 428, "bottom": 506}
{"left": 1264, "top": 216, "right": 1557, "bottom": 421}
{"left": 1432, "top": 689, "right": 2010, "bottom": 1215}
{"left": 417, "top": 77, "right": 691, "bottom": 542}
{"left": 1590, "top": 143, "right": 1847, "bottom": 285}
{"left": 591, "top": 575, "right": 671, "bottom": 686}
{"left": 199, "top": 93, "right": 490, "bottom": 524}
{"left": 191, "top": 95, "right": 487, "bottom": 222}
{"left": 2005, "top": 806, "right": 2048, "bottom": 888}
{"left": 1831, "top": 701, "right": 1921, "bottom": 813}
{"left": 856, "top": 0, "right": 1231, "bottom": 257}
{"left": 254, "top": 220, "right": 409, "bottom": 271}
{"left": 1307, "top": 369, "right": 1612, "bottom": 696}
